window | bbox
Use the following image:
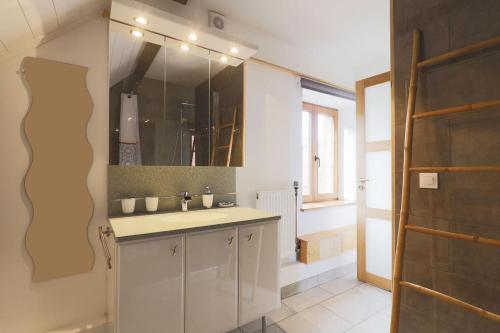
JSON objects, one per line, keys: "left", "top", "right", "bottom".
{"left": 302, "top": 102, "right": 338, "bottom": 202}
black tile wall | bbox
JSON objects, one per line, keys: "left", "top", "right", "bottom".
{"left": 393, "top": 0, "right": 500, "bottom": 331}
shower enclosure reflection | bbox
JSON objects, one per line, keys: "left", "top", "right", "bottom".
{"left": 108, "top": 25, "right": 244, "bottom": 166}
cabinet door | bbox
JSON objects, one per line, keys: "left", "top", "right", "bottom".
{"left": 239, "top": 221, "right": 280, "bottom": 325}
{"left": 186, "top": 228, "right": 238, "bottom": 333}
{"left": 117, "top": 236, "right": 184, "bottom": 333}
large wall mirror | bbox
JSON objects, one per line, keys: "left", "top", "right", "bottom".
{"left": 109, "top": 22, "right": 244, "bottom": 166}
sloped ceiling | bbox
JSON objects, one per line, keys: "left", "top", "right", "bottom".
{"left": 109, "top": 31, "right": 143, "bottom": 87}
{"left": 109, "top": 30, "right": 228, "bottom": 88}
{"left": 2, "top": 0, "right": 390, "bottom": 89}
{"left": 0, "top": 0, "right": 108, "bottom": 55}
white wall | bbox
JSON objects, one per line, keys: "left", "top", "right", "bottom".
{"left": 237, "top": 63, "right": 358, "bottom": 286}
{"left": 0, "top": 18, "right": 108, "bottom": 333}
{"left": 237, "top": 63, "right": 358, "bottom": 232}
{"left": 236, "top": 62, "right": 303, "bottom": 207}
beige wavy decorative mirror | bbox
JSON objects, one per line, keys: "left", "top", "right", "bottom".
{"left": 23, "top": 57, "right": 94, "bottom": 282}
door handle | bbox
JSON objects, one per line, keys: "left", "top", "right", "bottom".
{"left": 227, "top": 236, "right": 234, "bottom": 246}
{"left": 358, "top": 178, "right": 370, "bottom": 182}
{"left": 314, "top": 155, "right": 321, "bottom": 168}
{"left": 247, "top": 233, "right": 253, "bottom": 242}
{"left": 98, "top": 226, "right": 113, "bottom": 269}
{"left": 170, "top": 245, "right": 178, "bottom": 256}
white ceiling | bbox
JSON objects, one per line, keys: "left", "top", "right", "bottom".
{"left": 2, "top": 0, "right": 389, "bottom": 90}
{"left": 139, "top": 0, "right": 390, "bottom": 90}
{"left": 0, "top": 0, "right": 108, "bottom": 55}
{"left": 109, "top": 30, "right": 143, "bottom": 86}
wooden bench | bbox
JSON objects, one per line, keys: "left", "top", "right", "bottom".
{"left": 298, "top": 225, "right": 356, "bottom": 264}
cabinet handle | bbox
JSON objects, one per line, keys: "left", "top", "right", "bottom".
{"left": 247, "top": 233, "right": 253, "bottom": 242}
{"left": 98, "top": 226, "right": 113, "bottom": 269}
{"left": 170, "top": 245, "right": 178, "bottom": 256}
{"left": 227, "top": 236, "right": 234, "bottom": 246}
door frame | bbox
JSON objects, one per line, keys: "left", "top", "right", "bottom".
{"left": 355, "top": 71, "right": 393, "bottom": 291}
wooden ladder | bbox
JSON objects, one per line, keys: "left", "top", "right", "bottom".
{"left": 390, "top": 30, "right": 500, "bottom": 332}
{"left": 211, "top": 106, "right": 238, "bottom": 166}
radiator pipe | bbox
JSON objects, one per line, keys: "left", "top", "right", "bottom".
{"left": 293, "top": 181, "right": 300, "bottom": 259}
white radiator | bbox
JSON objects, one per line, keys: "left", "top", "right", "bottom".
{"left": 256, "top": 190, "right": 296, "bottom": 263}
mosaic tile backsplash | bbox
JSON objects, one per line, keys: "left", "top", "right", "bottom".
{"left": 108, "top": 166, "right": 236, "bottom": 216}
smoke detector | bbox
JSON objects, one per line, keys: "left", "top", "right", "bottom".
{"left": 209, "top": 10, "right": 225, "bottom": 31}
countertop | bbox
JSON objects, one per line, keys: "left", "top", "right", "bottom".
{"left": 109, "top": 207, "right": 281, "bottom": 242}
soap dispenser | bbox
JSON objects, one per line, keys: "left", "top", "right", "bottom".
{"left": 202, "top": 186, "right": 214, "bottom": 209}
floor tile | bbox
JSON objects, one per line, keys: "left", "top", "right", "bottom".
{"left": 321, "top": 285, "right": 388, "bottom": 325}
{"left": 357, "top": 284, "right": 392, "bottom": 306}
{"left": 239, "top": 318, "right": 262, "bottom": 333}
{"left": 378, "top": 305, "right": 392, "bottom": 321}
{"left": 237, "top": 322, "right": 285, "bottom": 333}
{"left": 281, "top": 275, "right": 318, "bottom": 299}
{"left": 282, "top": 287, "right": 333, "bottom": 312}
{"left": 277, "top": 305, "right": 352, "bottom": 333}
{"left": 239, "top": 304, "right": 296, "bottom": 333}
{"left": 319, "top": 274, "right": 362, "bottom": 296}
{"left": 227, "top": 328, "right": 242, "bottom": 333}
{"left": 268, "top": 303, "right": 296, "bottom": 324}
{"left": 345, "top": 312, "right": 390, "bottom": 333}
{"left": 258, "top": 324, "right": 286, "bottom": 333}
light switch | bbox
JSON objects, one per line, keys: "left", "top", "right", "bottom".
{"left": 419, "top": 173, "right": 438, "bottom": 189}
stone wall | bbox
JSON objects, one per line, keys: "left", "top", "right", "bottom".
{"left": 393, "top": 0, "right": 500, "bottom": 332}
{"left": 108, "top": 166, "right": 236, "bottom": 216}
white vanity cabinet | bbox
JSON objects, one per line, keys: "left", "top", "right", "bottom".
{"left": 114, "top": 235, "right": 184, "bottom": 333}
{"left": 107, "top": 208, "right": 280, "bottom": 333}
{"left": 185, "top": 227, "right": 238, "bottom": 333}
{"left": 238, "top": 222, "right": 280, "bottom": 326}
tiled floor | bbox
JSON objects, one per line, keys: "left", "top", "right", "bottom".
{"left": 235, "top": 274, "right": 392, "bottom": 333}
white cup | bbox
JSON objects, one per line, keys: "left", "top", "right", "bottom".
{"left": 145, "top": 197, "right": 159, "bottom": 212}
{"left": 121, "top": 198, "right": 136, "bottom": 214}
{"left": 202, "top": 194, "right": 214, "bottom": 209}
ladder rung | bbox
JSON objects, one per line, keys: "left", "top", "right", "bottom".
{"left": 400, "top": 281, "right": 500, "bottom": 323}
{"left": 215, "top": 145, "right": 230, "bottom": 150}
{"left": 406, "top": 224, "right": 500, "bottom": 248}
{"left": 410, "top": 166, "right": 500, "bottom": 173}
{"left": 413, "top": 99, "right": 500, "bottom": 119}
{"left": 218, "top": 123, "right": 233, "bottom": 129}
{"left": 417, "top": 35, "right": 500, "bottom": 68}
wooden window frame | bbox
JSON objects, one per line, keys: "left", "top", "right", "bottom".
{"left": 302, "top": 102, "right": 339, "bottom": 203}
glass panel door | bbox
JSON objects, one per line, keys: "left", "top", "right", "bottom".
{"left": 356, "top": 73, "right": 392, "bottom": 291}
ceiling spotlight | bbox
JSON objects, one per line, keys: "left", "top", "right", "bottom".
{"left": 134, "top": 16, "right": 148, "bottom": 25}
{"left": 229, "top": 47, "right": 238, "bottom": 54}
{"left": 220, "top": 56, "right": 228, "bottom": 63}
{"left": 131, "top": 29, "right": 144, "bottom": 38}
{"left": 188, "top": 33, "right": 198, "bottom": 41}
{"left": 180, "top": 43, "right": 189, "bottom": 51}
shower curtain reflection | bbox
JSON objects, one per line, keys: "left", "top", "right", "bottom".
{"left": 119, "top": 93, "right": 142, "bottom": 165}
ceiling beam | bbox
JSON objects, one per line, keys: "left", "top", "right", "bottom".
{"left": 124, "top": 42, "right": 161, "bottom": 93}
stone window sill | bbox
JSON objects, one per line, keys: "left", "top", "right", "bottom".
{"left": 301, "top": 200, "right": 356, "bottom": 211}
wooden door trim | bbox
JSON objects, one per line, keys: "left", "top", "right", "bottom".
{"left": 356, "top": 72, "right": 393, "bottom": 291}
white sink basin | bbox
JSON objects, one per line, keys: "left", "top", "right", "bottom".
{"left": 160, "top": 211, "right": 228, "bottom": 223}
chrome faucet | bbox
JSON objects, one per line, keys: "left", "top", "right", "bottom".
{"left": 181, "top": 191, "right": 192, "bottom": 212}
